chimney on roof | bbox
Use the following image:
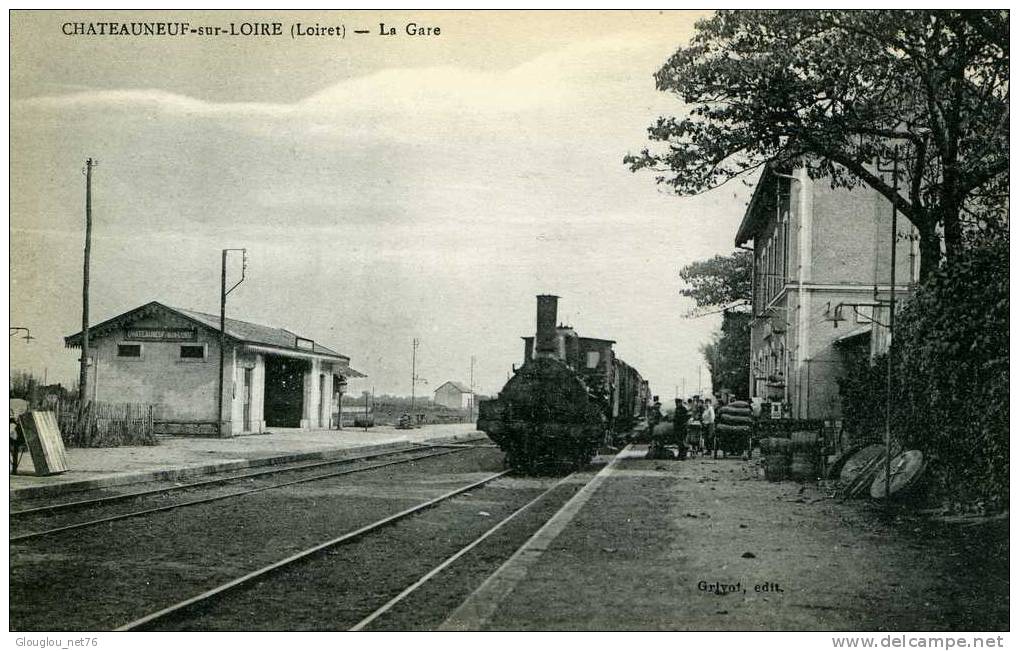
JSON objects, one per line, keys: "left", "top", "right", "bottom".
{"left": 535, "top": 295, "right": 559, "bottom": 358}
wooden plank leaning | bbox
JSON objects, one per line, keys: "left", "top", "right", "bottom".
{"left": 18, "top": 411, "right": 70, "bottom": 476}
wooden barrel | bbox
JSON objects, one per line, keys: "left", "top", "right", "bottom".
{"left": 790, "top": 430, "right": 820, "bottom": 450}
{"left": 761, "top": 437, "right": 791, "bottom": 481}
{"left": 790, "top": 451, "right": 818, "bottom": 480}
{"left": 765, "top": 452, "right": 790, "bottom": 481}
{"left": 759, "top": 436, "right": 791, "bottom": 453}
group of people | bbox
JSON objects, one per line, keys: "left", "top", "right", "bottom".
{"left": 645, "top": 394, "right": 719, "bottom": 460}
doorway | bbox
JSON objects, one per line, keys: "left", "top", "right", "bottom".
{"left": 242, "top": 368, "right": 253, "bottom": 432}
{"left": 264, "top": 355, "right": 308, "bottom": 427}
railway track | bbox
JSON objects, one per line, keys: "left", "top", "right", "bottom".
{"left": 113, "top": 446, "right": 633, "bottom": 632}
{"left": 10, "top": 443, "right": 484, "bottom": 542}
{"left": 117, "top": 469, "right": 515, "bottom": 631}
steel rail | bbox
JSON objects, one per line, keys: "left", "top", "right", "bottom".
{"left": 10, "top": 447, "right": 475, "bottom": 543}
{"left": 10, "top": 444, "right": 460, "bottom": 517}
{"left": 349, "top": 472, "right": 577, "bottom": 631}
{"left": 116, "top": 469, "right": 512, "bottom": 631}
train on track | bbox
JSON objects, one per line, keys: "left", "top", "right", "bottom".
{"left": 478, "top": 295, "right": 650, "bottom": 473}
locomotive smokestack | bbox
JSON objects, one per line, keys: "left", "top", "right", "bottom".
{"left": 535, "top": 294, "right": 559, "bottom": 357}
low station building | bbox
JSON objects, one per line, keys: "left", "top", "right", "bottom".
{"left": 433, "top": 381, "right": 473, "bottom": 410}
{"left": 65, "top": 301, "right": 365, "bottom": 436}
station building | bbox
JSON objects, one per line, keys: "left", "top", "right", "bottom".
{"left": 65, "top": 301, "right": 365, "bottom": 436}
{"left": 736, "top": 165, "right": 915, "bottom": 420}
{"left": 433, "top": 381, "right": 473, "bottom": 411}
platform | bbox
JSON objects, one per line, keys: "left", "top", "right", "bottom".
{"left": 9, "top": 423, "right": 482, "bottom": 501}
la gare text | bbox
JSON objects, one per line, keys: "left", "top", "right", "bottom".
{"left": 61, "top": 21, "right": 441, "bottom": 38}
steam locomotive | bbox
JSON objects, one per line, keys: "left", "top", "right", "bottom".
{"left": 478, "top": 295, "right": 650, "bottom": 473}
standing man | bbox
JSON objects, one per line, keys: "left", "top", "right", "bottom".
{"left": 648, "top": 396, "right": 663, "bottom": 430}
{"left": 686, "top": 398, "right": 701, "bottom": 454}
{"left": 673, "top": 398, "right": 689, "bottom": 459}
{"left": 645, "top": 396, "right": 664, "bottom": 457}
{"left": 702, "top": 397, "right": 717, "bottom": 457}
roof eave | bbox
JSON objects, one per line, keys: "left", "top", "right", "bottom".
{"left": 241, "top": 341, "right": 350, "bottom": 362}
{"left": 734, "top": 165, "right": 775, "bottom": 247}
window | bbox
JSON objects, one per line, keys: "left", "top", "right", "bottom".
{"left": 586, "top": 351, "right": 600, "bottom": 369}
{"left": 117, "top": 344, "right": 141, "bottom": 358}
{"left": 180, "top": 345, "right": 206, "bottom": 360}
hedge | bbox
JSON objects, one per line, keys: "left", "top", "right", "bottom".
{"left": 839, "top": 235, "right": 1008, "bottom": 510}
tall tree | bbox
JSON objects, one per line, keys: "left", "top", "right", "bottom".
{"left": 700, "top": 312, "right": 751, "bottom": 397}
{"left": 679, "top": 251, "right": 752, "bottom": 312}
{"left": 626, "top": 10, "right": 1008, "bottom": 279}
{"left": 681, "top": 251, "right": 752, "bottom": 397}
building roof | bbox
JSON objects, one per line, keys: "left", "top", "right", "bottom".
{"left": 735, "top": 164, "right": 779, "bottom": 247}
{"left": 64, "top": 301, "right": 364, "bottom": 375}
{"left": 435, "top": 380, "right": 472, "bottom": 394}
{"left": 833, "top": 326, "right": 872, "bottom": 347}
{"left": 170, "top": 306, "right": 346, "bottom": 358}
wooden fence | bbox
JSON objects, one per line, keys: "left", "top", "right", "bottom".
{"left": 52, "top": 399, "right": 157, "bottom": 448}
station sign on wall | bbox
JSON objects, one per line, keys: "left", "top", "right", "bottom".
{"left": 125, "top": 327, "right": 197, "bottom": 341}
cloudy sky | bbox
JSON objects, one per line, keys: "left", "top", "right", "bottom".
{"left": 10, "top": 10, "right": 753, "bottom": 399}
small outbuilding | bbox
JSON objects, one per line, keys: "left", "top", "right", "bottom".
{"left": 65, "top": 301, "right": 365, "bottom": 437}
{"left": 433, "top": 381, "right": 473, "bottom": 410}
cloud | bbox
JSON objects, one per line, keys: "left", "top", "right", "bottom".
{"left": 15, "top": 34, "right": 674, "bottom": 129}
{"left": 10, "top": 28, "right": 742, "bottom": 397}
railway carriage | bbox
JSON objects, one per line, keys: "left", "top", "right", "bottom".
{"left": 478, "top": 295, "right": 649, "bottom": 473}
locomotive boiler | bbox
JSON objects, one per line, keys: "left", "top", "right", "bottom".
{"left": 478, "top": 295, "right": 649, "bottom": 473}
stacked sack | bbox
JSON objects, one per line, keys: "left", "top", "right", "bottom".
{"left": 716, "top": 400, "right": 754, "bottom": 457}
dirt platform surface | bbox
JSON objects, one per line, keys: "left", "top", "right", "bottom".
{"left": 473, "top": 451, "right": 1008, "bottom": 631}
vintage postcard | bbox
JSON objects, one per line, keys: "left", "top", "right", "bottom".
{"left": 8, "top": 8, "right": 1009, "bottom": 640}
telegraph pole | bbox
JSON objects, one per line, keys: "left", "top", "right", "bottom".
{"left": 884, "top": 146, "right": 899, "bottom": 500}
{"left": 78, "top": 158, "right": 94, "bottom": 403}
{"left": 873, "top": 145, "right": 902, "bottom": 500}
{"left": 217, "top": 248, "right": 247, "bottom": 437}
